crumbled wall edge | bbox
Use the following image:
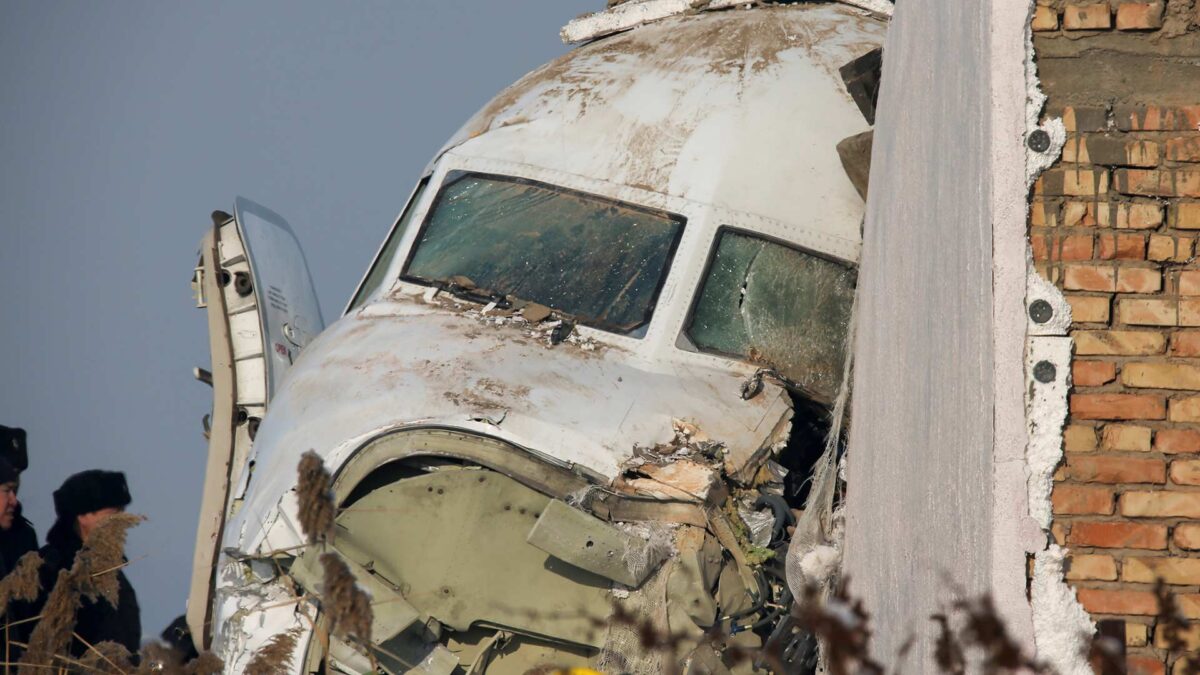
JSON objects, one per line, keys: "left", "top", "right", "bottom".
{"left": 1032, "top": 544, "right": 1097, "bottom": 675}
{"left": 1025, "top": 17, "right": 1065, "bottom": 186}
{"left": 561, "top": 0, "right": 892, "bottom": 44}
{"left": 1022, "top": 2, "right": 1094, "bottom": 671}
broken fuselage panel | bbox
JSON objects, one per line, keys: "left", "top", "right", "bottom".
{"left": 189, "top": 4, "right": 884, "bottom": 673}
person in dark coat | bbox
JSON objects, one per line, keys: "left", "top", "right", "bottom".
{"left": 0, "top": 456, "right": 37, "bottom": 669}
{"left": 35, "top": 470, "right": 141, "bottom": 657}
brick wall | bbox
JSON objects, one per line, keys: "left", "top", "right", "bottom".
{"left": 1032, "top": 2, "right": 1200, "bottom": 673}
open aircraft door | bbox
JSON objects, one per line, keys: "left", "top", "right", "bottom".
{"left": 186, "top": 198, "right": 324, "bottom": 648}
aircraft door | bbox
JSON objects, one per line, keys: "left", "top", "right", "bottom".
{"left": 186, "top": 198, "right": 324, "bottom": 648}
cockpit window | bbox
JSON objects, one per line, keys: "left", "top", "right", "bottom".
{"left": 403, "top": 172, "right": 685, "bottom": 335}
{"left": 347, "top": 178, "right": 430, "bottom": 312}
{"left": 685, "top": 229, "right": 856, "bottom": 401}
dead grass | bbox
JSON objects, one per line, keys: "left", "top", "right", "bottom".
{"left": 297, "top": 451, "right": 335, "bottom": 545}
{"left": 0, "top": 553, "right": 41, "bottom": 618}
{"left": 245, "top": 627, "right": 302, "bottom": 675}
{"left": 318, "top": 553, "right": 371, "bottom": 644}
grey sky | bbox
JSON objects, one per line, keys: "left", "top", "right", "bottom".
{"left": 0, "top": 1, "right": 592, "bottom": 639}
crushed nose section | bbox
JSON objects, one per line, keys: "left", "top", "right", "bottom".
{"left": 275, "top": 425, "right": 825, "bottom": 674}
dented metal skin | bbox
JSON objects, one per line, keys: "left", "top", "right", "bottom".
{"left": 203, "top": 4, "right": 884, "bottom": 671}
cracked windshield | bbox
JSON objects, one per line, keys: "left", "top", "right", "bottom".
{"left": 404, "top": 172, "right": 684, "bottom": 334}
{"left": 687, "top": 231, "right": 857, "bottom": 400}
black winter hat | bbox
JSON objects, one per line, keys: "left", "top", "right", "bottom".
{"left": 0, "top": 458, "right": 18, "bottom": 487}
{"left": 53, "top": 470, "right": 131, "bottom": 519}
{"left": 0, "top": 426, "right": 28, "bottom": 472}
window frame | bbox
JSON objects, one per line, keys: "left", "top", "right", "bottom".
{"left": 344, "top": 176, "right": 432, "bottom": 315}
{"left": 681, "top": 224, "right": 858, "bottom": 372}
{"left": 398, "top": 170, "right": 688, "bottom": 337}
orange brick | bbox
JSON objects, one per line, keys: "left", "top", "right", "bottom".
{"left": 1117, "top": 267, "right": 1162, "bottom": 293}
{"left": 1072, "top": 393, "right": 1166, "bottom": 420}
{"left": 1169, "top": 396, "right": 1200, "bottom": 422}
{"left": 1073, "top": 330, "right": 1165, "bottom": 355}
{"left": 1124, "top": 556, "right": 1200, "bottom": 583}
{"left": 1109, "top": 235, "right": 1153, "bottom": 262}
{"left": 1172, "top": 331, "right": 1200, "bottom": 356}
{"left": 1064, "top": 201, "right": 1096, "bottom": 227}
{"left": 1126, "top": 622, "right": 1149, "bottom": 647}
{"left": 1063, "top": 3, "right": 1113, "bottom": 29}
{"left": 1066, "top": 553, "right": 1118, "bottom": 580}
{"left": 1121, "top": 490, "right": 1200, "bottom": 517}
{"left": 1115, "top": 169, "right": 1200, "bottom": 198}
{"left": 1122, "top": 362, "right": 1200, "bottom": 389}
{"left": 1070, "top": 520, "right": 1167, "bottom": 548}
{"left": 1174, "top": 523, "right": 1200, "bottom": 549}
{"left": 1074, "top": 360, "right": 1117, "bottom": 386}
{"left": 1167, "top": 136, "right": 1200, "bottom": 163}
{"left": 1148, "top": 234, "right": 1194, "bottom": 262}
{"left": 1030, "top": 200, "right": 1059, "bottom": 227}
{"left": 1102, "top": 424, "right": 1152, "bottom": 451}
{"left": 1118, "top": 298, "right": 1177, "bottom": 326}
{"left": 1067, "top": 295, "right": 1111, "bottom": 323}
{"left": 1037, "top": 169, "right": 1110, "bottom": 196}
{"left": 1077, "top": 588, "right": 1159, "bottom": 615}
{"left": 1098, "top": 233, "right": 1146, "bottom": 260}
{"left": 1032, "top": 5, "right": 1059, "bottom": 30}
{"left": 1115, "top": 2, "right": 1165, "bottom": 29}
{"left": 1175, "top": 203, "right": 1200, "bottom": 229}
{"left": 1032, "top": 234, "right": 1094, "bottom": 262}
{"left": 1065, "top": 424, "right": 1100, "bottom": 452}
{"left": 1110, "top": 202, "right": 1165, "bottom": 229}
{"left": 1170, "top": 458, "right": 1200, "bottom": 485}
{"left": 1155, "top": 428, "right": 1200, "bottom": 453}
{"left": 1054, "top": 484, "right": 1115, "bottom": 514}
{"left": 1064, "top": 456, "right": 1165, "bottom": 484}
{"left": 1179, "top": 298, "right": 1200, "bottom": 326}
{"left": 1178, "top": 595, "right": 1200, "bottom": 619}
{"left": 1052, "top": 522, "right": 1068, "bottom": 545}
{"left": 1128, "top": 654, "right": 1166, "bottom": 675}
{"left": 1181, "top": 271, "right": 1200, "bottom": 296}
{"left": 1065, "top": 264, "right": 1117, "bottom": 291}
{"left": 1115, "top": 105, "right": 1200, "bottom": 132}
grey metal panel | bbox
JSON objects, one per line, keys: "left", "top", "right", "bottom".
{"left": 842, "top": 2, "right": 995, "bottom": 671}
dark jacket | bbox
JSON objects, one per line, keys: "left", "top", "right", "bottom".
{"left": 34, "top": 519, "right": 141, "bottom": 657}
{"left": 0, "top": 512, "right": 37, "bottom": 667}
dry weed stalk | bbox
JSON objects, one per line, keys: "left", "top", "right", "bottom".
{"left": 75, "top": 513, "right": 143, "bottom": 606}
{"left": 20, "top": 513, "right": 143, "bottom": 673}
{"left": 245, "top": 627, "right": 302, "bottom": 675}
{"left": 0, "top": 553, "right": 41, "bottom": 618}
{"left": 297, "top": 451, "right": 335, "bottom": 545}
{"left": 78, "top": 640, "right": 133, "bottom": 673}
{"left": 319, "top": 553, "right": 372, "bottom": 644}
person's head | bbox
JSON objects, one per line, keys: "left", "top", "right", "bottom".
{"left": 0, "top": 458, "right": 20, "bottom": 531}
{"left": 52, "top": 470, "right": 131, "bottom": 542}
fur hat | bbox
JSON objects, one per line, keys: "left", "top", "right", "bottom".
{"left": 53, "top": 470, "right": 131, "bottom": 519}
{"left": 0, "top": 457, "right": 18, "bottom": 487}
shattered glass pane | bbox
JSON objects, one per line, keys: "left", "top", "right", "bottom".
{"left": 687, "top": 231, "right": 856, "bottom": 399}
{"left": 348, "top": 179, "right": 429, "bottom": 312}
{"left": 405, "top": 172, "right": 684, "bottom": 334}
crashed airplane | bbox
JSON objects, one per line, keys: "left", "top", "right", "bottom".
{"left": 186, "top": 2, "right": 888, "bottom": 672}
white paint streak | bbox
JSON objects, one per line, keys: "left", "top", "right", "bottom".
{"left": 1032, "top": 544, "right": 1096, "bottom": 675}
